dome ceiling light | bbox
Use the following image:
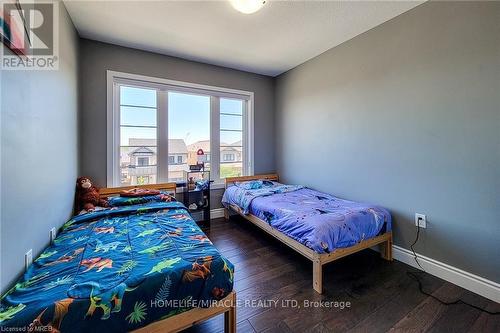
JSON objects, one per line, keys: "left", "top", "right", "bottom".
{"left": 230, "top": 0, "right": 266, "bottom": 14}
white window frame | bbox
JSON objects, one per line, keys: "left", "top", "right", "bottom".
{"left": 107, "top": 70, "right": 254, "bottom": 188}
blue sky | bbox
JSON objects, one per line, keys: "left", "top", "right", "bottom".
{"left": 120, "top": 86, "right": 242, "bottom": 146}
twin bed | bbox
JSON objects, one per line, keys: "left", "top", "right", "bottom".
{"left": 0, "top": 183, "right": 236, "bottom": 333}
{"left": 223, "top": 174, "right": 393, "bottom": 294}
{"left": 1, "top": 174, "right": 392, "bottom": 332}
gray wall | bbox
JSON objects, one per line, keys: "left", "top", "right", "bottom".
{"left": 79, "top": 39, "right": 276, "bottom": 207}
{"left": 275, "top": 1, "right": 500, "bottom": 282}
{"left": 0, "top": 4, "right": 79, "bottom": 292}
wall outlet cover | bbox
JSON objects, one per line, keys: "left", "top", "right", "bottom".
{"left": 415, "top": 213, "right": 427, "bottom": 228}
{"left": 50, "top": 227, "right": 57, "bottom": 243}
{"left": 25, "top": 249, "right": 33, "bottom": 270}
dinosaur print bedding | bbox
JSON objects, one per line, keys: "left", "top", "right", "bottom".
{"left": 0, "top": 197, "right": 234, "bottom": 332}
{"left": 223, "top": 181, "right": 391, "bottom": 254}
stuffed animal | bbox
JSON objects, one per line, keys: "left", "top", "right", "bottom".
{"left": 76, "top": 177, "right": 108, "bottom": 211}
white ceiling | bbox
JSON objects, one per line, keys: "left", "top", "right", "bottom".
{"left": 64, "top": 0, "right": 424, "bottom": 76}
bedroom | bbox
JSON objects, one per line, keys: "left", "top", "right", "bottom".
{"left": 1, "top": 0, "right": 499, "bottom": 332}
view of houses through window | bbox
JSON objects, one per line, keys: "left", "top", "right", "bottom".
{"left": 119, "top": 86, "right": 158, "bottom": 186}
{"left": 220, "top": 98, "right": 243, "bottom": 178}
{"left": 117, "top": 83, "right": 247, "bottom": 186}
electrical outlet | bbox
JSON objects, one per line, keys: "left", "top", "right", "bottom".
{"left": 415, "top": 213, "right": 427, "bottom": 228}
{"left": 25, "top": 249, "right": 33, "bottom": 270}
{"left": 50, "top": 227, "right": 57, "bottom": 243}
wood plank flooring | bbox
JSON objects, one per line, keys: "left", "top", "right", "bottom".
{"left": 183, "top": 217, "right": 500, "bottom": 333}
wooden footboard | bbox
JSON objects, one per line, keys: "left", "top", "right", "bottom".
{"left": 99, "top": 182, "right": 177, "bottom": 198}
{"left": 133, "top": 291, "right": 236, "bottom": 333}
{"left": 224, "top": 174, "right": 393, "bottom": 294}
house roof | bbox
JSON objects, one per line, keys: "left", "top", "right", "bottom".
{"left": 221, "top": 147, "right": 240, "bottom": 153}
{"left": 187, "top": 140, "right": 243, "bottom": 153}
{"left": 129, "top": 138, "right": 156, "bottom": 147}
{"left": 187, "top": 140, "right": 210, "bottom": 154}
{"left": 229, "top": 140, "right": 242, "bottom": 147}
{"left": 128, "top": 138, "right": 187, "bottom": 154}
{"left": 127, "top": 138, "right": 243, "bottom": 155}
{"left": 130, "top": 146, "right": 155, "bottom": 155}
{"left": 168, "top": 139, "right": 188, "bottom": 154}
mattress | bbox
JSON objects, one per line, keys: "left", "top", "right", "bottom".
{"left": 0, "top": 197, "right": 234, "bottom": 332}
{"left": 222, "top": 181, "right": 391, "bottom": 254}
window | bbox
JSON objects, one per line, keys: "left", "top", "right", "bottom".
{"left": 168, "top": 91, "right": 210, "bottom": 181}
{"left": 118, "top": 86, "right": 157, "bottom": 186}
{"left": 107, "top": 71, "right": 254, "bottom": 187}
{"left": 220, "top": 98, "right": 243, "bottom": 178}
{"left": 223, "top": 153, "right": 235, "bottom": 162}
{"left": 137, "top": 157, "right": 149, "bottom": 167}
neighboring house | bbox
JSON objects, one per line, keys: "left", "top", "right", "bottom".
{"left": 186, "top": 140, "right": 243, "bottom": 178}
{"left": 221, "top": 140, "right": 242, "bottom": 163}
{"left": 121, "top": 138, "right": 188, "bottom": 185}
{"left": 220, "top": 140, "right": 243, "bottom": 178}
{"left": 187, "top": 140, "right": 242, "bottom": 165}
{"left": 187, "top": 140, "right": 211, "bottom": 165}
{"left": 120, "top": 138, "right": 242, "bottom": 185}
{"left": 168, "top": 139, "right": 189, "bottom": 181}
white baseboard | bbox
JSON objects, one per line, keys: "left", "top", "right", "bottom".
{"left": 210, "top": 208, "right": 226, "bottom": 219}
{"left": 392, "top": 245, "right": 500, "bottom": 303}
{"left": 210, "top": 213, "right": 499, "bottom": 303}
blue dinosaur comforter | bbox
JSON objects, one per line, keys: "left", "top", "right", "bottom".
{"left": 0, "top": 197, "right": 234, "bottom": 332}
{"left": 222, "top": 181, "right": 391, "bottom": 254}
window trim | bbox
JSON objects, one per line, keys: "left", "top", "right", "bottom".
{"left": 107, "top": 70, "right": 254, "bottom": 187}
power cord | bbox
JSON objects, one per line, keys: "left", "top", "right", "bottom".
{"left": 407, "top": 221, "right": 499, "bottom": 315}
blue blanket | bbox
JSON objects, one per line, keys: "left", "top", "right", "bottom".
{"left": 0, "top": 198, "right": 234, "bottom": 332}
{"left": 223, "top": 182, "right": 391, "bottom": 253}
{"left": 222, "top": 180, "right": 304, "bottom": 214}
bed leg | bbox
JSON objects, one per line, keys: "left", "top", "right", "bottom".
{"left": 313, "top": 259, "right": 323, "bottom": 294}
{"left": 224, "top": 293, "right": 236, "bottom": 333}
{"left": 380, "top": 235, "right": 393, "bottom": 261}
{"left": 224, "top": 208, "right": 230, "bottom": 221}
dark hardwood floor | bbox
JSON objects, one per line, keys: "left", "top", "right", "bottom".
{"left": 184, "top": 217, "right": 500, "bottom": 333}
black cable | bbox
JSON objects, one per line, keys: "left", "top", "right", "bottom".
{"left": 407, "top": 222, "right": 499, "bottom": 315}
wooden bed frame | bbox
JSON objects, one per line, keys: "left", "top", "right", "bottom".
{"left": 98, "top": 182, "right": 178, "bottom": 198}
{"left": 224, "top": 174, "right": 393, "bottom": 294}
{"left": 98, "top": 183, "right": 236, "bottom": 333}
{"left": 133, "top": 291, "right": 236, "bottom": 333}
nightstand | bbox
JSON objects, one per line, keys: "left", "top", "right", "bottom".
{"left": 183, "top": 170, "right": 211, "bottom": 227}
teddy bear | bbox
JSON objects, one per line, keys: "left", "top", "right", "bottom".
{"left": 76, "top": 176, "right": 108, "bottom": 211}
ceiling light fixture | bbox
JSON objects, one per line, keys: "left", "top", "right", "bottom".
{"left": 230, "top": 0, "right": 266, "bottom": 14}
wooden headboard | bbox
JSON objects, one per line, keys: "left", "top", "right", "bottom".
{"left": 99, "top": 182, "right": 177, "bottom": 199}
{"left": 224, "top": 173, "right": 279, "bottom": 188}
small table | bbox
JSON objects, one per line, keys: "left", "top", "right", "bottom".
{"left": 183, "top": 170, "right": 211, "bottom": 227}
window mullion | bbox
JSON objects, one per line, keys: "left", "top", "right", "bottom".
{"left": 157, "top": 90, "right": 169, "bottom": 182}
{"left": 246, "top": 99, "right": 254, "bottom": 176}
{"left": 210, "top": 96, "right": 220, "bottom": 181}
{"left": 113, "top": 83, "right": 121, "bottom": 186}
